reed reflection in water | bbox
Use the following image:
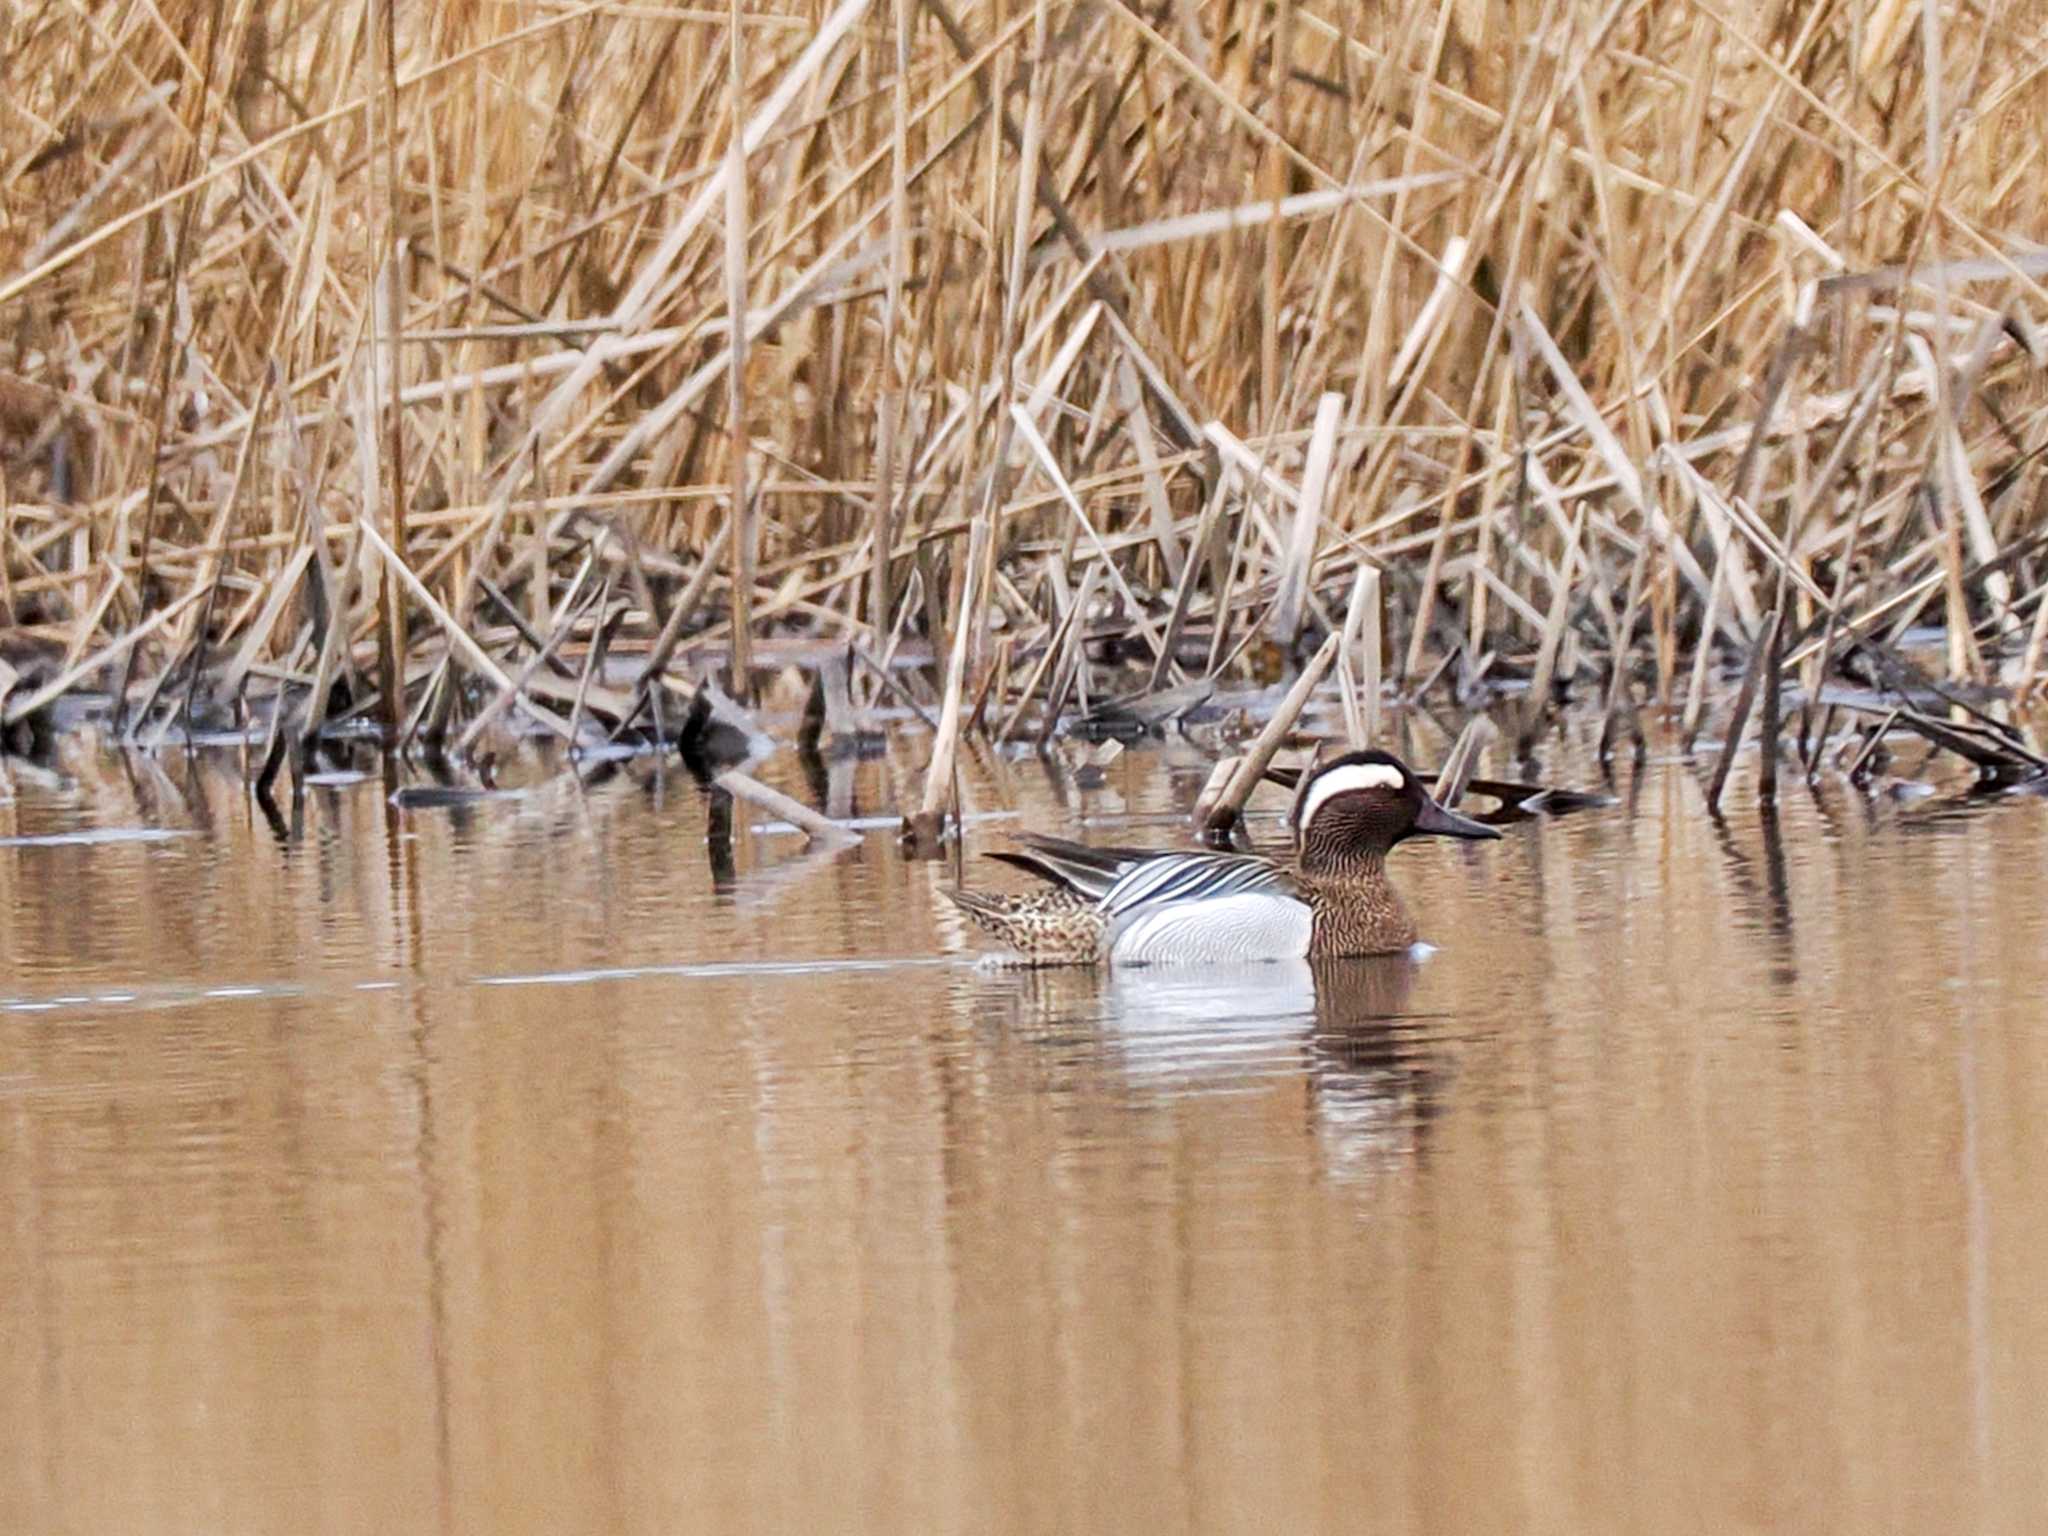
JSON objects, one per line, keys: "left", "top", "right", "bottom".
{"left": 3, "top": 725, "right": 2047, "bottom": 1533}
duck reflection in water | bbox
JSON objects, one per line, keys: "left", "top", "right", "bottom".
{"left": 971, "top": 952, "right": 1446, "bottom": 1182}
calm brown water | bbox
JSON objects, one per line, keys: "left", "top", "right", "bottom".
{"left": 4, "top": 715, "right": 2048, "bottom": 1534}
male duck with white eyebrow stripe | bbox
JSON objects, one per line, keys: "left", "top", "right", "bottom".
{"left": 949, "top": 749, "right": 1500, "bottom": 966}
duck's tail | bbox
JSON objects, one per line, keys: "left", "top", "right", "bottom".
{"left": 945, "top": 885, "right": 1106, "bottom": 966}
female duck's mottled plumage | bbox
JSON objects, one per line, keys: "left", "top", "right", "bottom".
{"left": 949, "top": 748, "right": 1499, "bottom": 965}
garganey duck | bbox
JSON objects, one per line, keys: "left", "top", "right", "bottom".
{"left": 949, "top": 748, "right": 1500, "bottom": 965}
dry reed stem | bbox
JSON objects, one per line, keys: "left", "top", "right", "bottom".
{"left": 1433, "top": 715, "right": 1497, "bottom": 809}
{"left": 1203, "top": 630, "right": 1341, "bottom": 837}
{"left": 715, "top": 767, "right": 862, "bottom": 847}
{"left": 1707, "top": 604, "right": 1783, "bottom": 816}
{"left": 1340, "top": 562, "right": 1382, "bottom": 748}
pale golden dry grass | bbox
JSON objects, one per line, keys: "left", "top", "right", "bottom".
{"left": 0, "top": 0, "right": 2045, "bottom": 781}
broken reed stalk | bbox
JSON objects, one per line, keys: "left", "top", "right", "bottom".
{"left": 358, "top": 520, "right": 574, "bottom": 745}
{"left": 715, "top": 768, "right": 860, "bottom": 848}
{"left": 1202, "top": 630, "right": 1340, "bottom": 839}
{"left": 1756, "top": 603, "right": 1787, "bottom": 805}
{"left": 1146, "top": 468, "right": 1232, "bottom": 693}
{"left": 723, "top": 4, "right": 754, "bottom": 704}
{"left": 107, "top": 0, "right": 228, "bottom": 736}
{"left": 905, "top": 514, "right": 988, "bottom": 849}
{"left": 567, "top": 582, "right": 617, "bottom": 750}
{"left": 375, "top": 0, "right": 409, "bottom": 739}
{"left": 1268, "top": 391, "right": 1343, "bottom": 644}
{"left": 1598, "top": 533, "right": 1651, "bottom": 765}
{"left": 1433, "top": 716, "right": 1498, "bottom": 810}
{"left": 1707, "top": 605, "right": 1782, "bottom": 817}
{"left": 1339, "top": 562, "right": 1382, "bottom": 749}
{"left": 457, "top": 559, "right": 599, "bottom": 755}
{"left": 1035, "top": 563, "right": 1098, "bottom": 750}
{"left": 2, "top": 588, "right": 208, "bottom": 726}
{"left": 1519, "top": 504, "right": 1586, "bottom": 753}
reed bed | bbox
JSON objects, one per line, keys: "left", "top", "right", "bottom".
{"left": 2, "top": 0, "right": 2046, "bottom": 820}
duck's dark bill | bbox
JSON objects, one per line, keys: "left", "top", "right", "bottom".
{"left": 1411, "top": 797, "right": 1501, "bottom": 840}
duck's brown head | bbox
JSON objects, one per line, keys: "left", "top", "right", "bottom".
{"left": 1287, "top": 749, "right": 1499, "bottom": 872}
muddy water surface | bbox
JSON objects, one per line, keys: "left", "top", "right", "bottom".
{"left": 4, "top": 720, "right": 2047, "bottom": 1534}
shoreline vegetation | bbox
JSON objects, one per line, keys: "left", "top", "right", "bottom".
{"left": 2, "top": 0, "right": 2046, "bottom": 840}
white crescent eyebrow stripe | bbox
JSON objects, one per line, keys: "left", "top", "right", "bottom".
{"left": 1298, "top": 762, "right": 1406, "bottom": 829}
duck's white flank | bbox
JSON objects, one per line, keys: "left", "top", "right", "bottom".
{"left": 1108, "top": 892, "right": 1314, "bottom": 964}
{"left": 1297, "top": 761, "right": 1406, "bottom": 830}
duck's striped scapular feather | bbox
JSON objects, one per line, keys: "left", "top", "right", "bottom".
{"left": 1095, "top": 848, "right": 1297, "bottom": 914}
{"left": 982, "top": 834, "right": 1151, "bottom": 901}
{"left": 989, "top": 834, "right": 1300, "bottom": 913}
